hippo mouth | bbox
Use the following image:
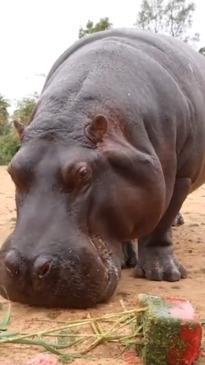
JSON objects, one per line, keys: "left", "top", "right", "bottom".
{"left": 89, "top": 235, "right": 121, "bottom": 301}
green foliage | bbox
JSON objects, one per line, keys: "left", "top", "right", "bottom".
{"left": 135, "top": 0, "right": 198, "bottom": 43}
{"left": 13, "top": 93, "right": 38, "bottom": 126}
{"left": 0, "top": 94, "right": 39, "bottom": 165}
{"left": 0, "top": 95, "right": 10, "bottom": 136}
{"left": 79, "top": 17, "right": 112, "bottom": 39}
{"left": 0, "top": 129, "right": 20, "bottom": 165}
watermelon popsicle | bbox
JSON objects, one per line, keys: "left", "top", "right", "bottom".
{"left": 136, "top": 294, "right": 203, "bottom": 365}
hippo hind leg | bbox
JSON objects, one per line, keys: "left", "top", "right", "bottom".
{"left": 172, "top": 212, "right": 184, "bottom": 226}
{"left": 134, "top": 178, "right": 190, "bottom": 282}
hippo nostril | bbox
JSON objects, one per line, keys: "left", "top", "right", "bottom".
{"left": 33, "top": 256, "right": 53, "bottom": 279}
{"left": 5, "top": 250, "right": 20, "bottom": 277}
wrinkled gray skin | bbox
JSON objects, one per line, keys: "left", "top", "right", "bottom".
{"left": 1, "top": 29, "right": 205, "bottom": 308}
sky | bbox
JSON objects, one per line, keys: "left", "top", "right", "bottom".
{"left": 1, "top": 0, "right": 205, "bottom": 109}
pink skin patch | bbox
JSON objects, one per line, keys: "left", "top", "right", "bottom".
{"left": 167, "top": 298, "right": 197, "bottom": 321}
{"left": 26, "top": 354, "right": 59, "bottom": 365}
{"left": 165, "top": 297, "right": 202, "bottom": 365}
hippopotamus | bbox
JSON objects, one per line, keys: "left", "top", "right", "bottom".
{"left": 1, "top": 29, "right": 205, "bottom": 308}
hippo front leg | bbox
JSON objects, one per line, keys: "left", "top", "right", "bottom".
{"left": 134, "top": 178, "right": 191, "bottom": 281}
{"left": 122, "top": 241, "right": 138, "bottom": 269}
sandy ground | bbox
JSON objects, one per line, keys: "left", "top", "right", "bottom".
{"left": 0, "top": 165, "right": 205, "bottom": 365}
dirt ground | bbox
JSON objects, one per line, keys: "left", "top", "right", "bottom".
{"left": 0, "top": 165, "right": 205, "bottom": 365}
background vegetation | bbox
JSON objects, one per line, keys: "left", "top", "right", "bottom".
{"left": 0, "top": 0, "right": 204, "bottom": 164}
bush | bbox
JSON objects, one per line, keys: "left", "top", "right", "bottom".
{"left": 0, "top": 130, "right": 20, "bottom": 165}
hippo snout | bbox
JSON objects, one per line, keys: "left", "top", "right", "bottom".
{"left": 33, "top": 256, "right": 53, "bottom": 279}
{"left": 5, "top": 250, "right": 53, "bottom": 280}
{"left": 0, "top": 241, "right": 120, "bottom": 308}
{"left": 4, "top": 249, "right": 21, "bottom": 277}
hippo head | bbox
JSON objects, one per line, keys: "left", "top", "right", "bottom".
{"left": 0, "top": 114, "right": 165, "bottom": 308}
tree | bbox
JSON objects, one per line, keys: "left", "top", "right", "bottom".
{"left": 79, "top": 17, "right": 112, "bottom": 38}
{"left": 0, "top": 131, "right": 20, "bottom": 165}
{"left": 135, "top": 0, "right": 198, "bottom": 43}
{"left": 165, "top": 0, "right": 197, "bottom": 41}
{"left": 136, "top": 0, "right": 164, "bottom": 33}
{"left": 0, "top": 95, "right": 10, "bottom": 135}
{"left": 0, "top": 94, "right": 39, "bottom": 164}
{"left": 199, "top": 47, "right": 205, "bottom": 56}
{"left": 13, "top": 93, "right": 38, "bottom": 126}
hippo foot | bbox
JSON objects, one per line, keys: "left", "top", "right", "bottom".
{"left": 133, "top": 246, "right": 187, "bottom": 281}
{"left": 172, "top": 212, "right": 184, "bottom": 226}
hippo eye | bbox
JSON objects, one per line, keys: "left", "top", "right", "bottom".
{"left": 78, "top": 165, "right": 89, "bottom": 179}
{"left": 75, "top": 164, "right": 92, "bottom": 186}
{"left": 63, "top": 162, "right": 92, "bottom": 191}
{"left": 7, "top": 162, "right": 32, "bottom": 191}
{"left": 7, "top": 163, "right": 26, "bottom": 189}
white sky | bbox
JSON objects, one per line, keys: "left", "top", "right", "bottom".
{"left": 1, "top": 0, "right": 205, "bottom": 108}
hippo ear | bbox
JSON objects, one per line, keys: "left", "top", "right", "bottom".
{"left": 13, "top": 120, "right": 25, "bottom": 141}
{"left": 85, "top": 115, "right": 108, "bottom": 143}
